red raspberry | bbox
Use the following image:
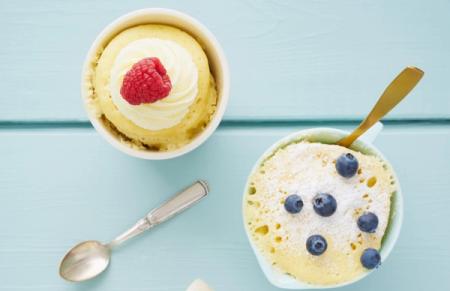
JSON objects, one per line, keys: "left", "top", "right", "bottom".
{"left": 120, "top": 57, "right": 172, "bottom": 105}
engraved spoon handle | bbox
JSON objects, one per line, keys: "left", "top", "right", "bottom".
{"left": 146, "top": 180, "right": 209, "bottom": 225}
{"left": 108, "top": 181, "right": 209, "bottom": 248}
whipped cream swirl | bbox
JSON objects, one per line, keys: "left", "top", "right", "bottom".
{"left": 110, "top": 38, "right": 198, "bottom": 130}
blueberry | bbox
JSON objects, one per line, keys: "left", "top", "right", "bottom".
{"left": 360, "top": 248, "right": 381, "bottom": 269}
{"left": 357, "top": 212, "right": 379, "bottom": 233}
{"left": 284, "top": 194, "right": 303, "bottom": 214}
{"left": 313, "top": 193, "right": 337, "bottom": 217}
{"left": 336, "top": 153, "right": 359, "bottom": 178}
{"left": 306, "top": 235, "right": 327, "bottom": 256}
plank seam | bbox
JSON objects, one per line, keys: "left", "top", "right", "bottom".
{"left": 0, "top": 119, "right": 449, "bottom": 130}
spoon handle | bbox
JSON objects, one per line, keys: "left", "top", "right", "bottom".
{"left": 338, "top": 66, "right": 424, "bottom": 147}
{"left": 108, "top": 181, "right": 209, "bottom": 248}
{"left": 146, "top": 180, "right": 209, "bottom": 226}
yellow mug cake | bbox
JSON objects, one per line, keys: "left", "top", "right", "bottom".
{"left": 85, "top": 23, "right": 217, "bottom": 152}
{"left": 244, "top": 130, "right": 399, "bottom": 287}
{"left": 82, "top": 9, "right": 230, "bottom": 159}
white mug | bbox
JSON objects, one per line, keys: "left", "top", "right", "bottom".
{"left": 242, "top": 122, "right": 403, "bottom": 289}
{"left": 81, "top": 8, "right": 230, "bottom": 159}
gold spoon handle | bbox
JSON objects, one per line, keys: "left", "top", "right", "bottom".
{"left": 338, "top": 66, "right": 424, "bottom": 147}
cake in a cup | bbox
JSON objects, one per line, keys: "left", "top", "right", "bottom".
{"left": 244, "top": 140, "right": 398, "bottom": 286}
{"left": 85, "top": 24, "right": 217, "bottom": 152}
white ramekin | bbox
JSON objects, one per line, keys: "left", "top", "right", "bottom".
{"left": 242, "top": 123, "right": 403, "bottom": 289}
{"left": 82, "top": 8, "right": 230, "bottom": 159}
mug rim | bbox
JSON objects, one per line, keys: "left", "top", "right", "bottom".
{"left": 242, "top": 127, "right": 404, "bottom": 289}
{"left": 81, "top": 8, "right": 230, "bottom": 160}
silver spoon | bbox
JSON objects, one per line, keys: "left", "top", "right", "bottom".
{"left": 59, "top": 180, "right": 209, "bottom": 282}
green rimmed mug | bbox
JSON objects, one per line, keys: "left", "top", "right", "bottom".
{"left": 242, "top": 123, "right": 403, "bottom": 289}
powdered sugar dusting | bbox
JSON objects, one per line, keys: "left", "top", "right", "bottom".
{"left": 245, "top": 141, "right": 396, "bottom": 259}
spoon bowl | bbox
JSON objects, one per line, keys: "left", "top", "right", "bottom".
{"left": 59, "top": 240, "right": 110, "bottom": 282}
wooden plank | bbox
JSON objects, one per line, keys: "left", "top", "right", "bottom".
{"left": 0, "top": 0, "right": 449, "bottom": 122}
{"left": 0, "top": 125, "right": 449, "bottom": 290}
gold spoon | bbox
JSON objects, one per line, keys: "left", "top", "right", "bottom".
{"left": 338, "top": 66, "right": 424, "bottom": 147}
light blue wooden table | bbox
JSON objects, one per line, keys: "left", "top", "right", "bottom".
{"left": 0, "top": 1, "right": 449, "bottom": 290}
